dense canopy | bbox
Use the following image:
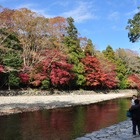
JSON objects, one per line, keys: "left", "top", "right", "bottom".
{"left": 0, "top": 6, "right": 140, "bottom": 91}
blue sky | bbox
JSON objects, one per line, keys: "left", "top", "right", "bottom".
{"left": 1, "top": 0, "right": 140, "bottom": 54}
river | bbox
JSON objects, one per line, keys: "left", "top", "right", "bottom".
{"left": 0, "top": 97, "right": 131, "bottom": 140}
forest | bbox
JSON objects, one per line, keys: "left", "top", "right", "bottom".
{"left": 0, "top": 6, "right": 140, "bottom": 91}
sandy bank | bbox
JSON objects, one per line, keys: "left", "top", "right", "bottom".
{"left": 0, "top": 90, "right": 137, "bottom": 116}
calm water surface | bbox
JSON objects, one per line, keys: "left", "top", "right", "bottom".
{"left": 0, "top": 98, "right": 131, "bottom": 140}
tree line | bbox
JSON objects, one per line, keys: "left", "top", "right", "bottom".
{"left": 0, "top": 6, "right": 140, "bottom": 90}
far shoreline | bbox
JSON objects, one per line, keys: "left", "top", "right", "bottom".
{"left": 0, "top": 89, "right": 138, "bottom": 116}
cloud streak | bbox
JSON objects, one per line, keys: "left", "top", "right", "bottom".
{"left": 13, "top": 1, "right": 98, "bottom": 22}
{"left": 14, "top": 3, "right": 56, "bottom": 18}
{"left": 62, "top": 1, "right": 97, "bottom": 23}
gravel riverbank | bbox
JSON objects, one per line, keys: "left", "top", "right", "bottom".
{"left": 0, "top": 90, "right": 137, "bottom": 116}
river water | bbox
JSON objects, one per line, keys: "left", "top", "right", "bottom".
{"left": 0, "top": 98, "right": 131, "bottom": 140}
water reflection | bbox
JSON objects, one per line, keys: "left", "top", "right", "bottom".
{"left": 0, "top": 98, "right": 130, "bottom": 140}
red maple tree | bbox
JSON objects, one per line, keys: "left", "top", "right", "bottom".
{"left": 19, "top": 72, "right": 29, "bottom": 83}
{"left": 29, "top": 48, "right": 74, "bottom": 87}
{"left": 99, "top": 57, "right": 117, "bottom": 88}
{"left": 82, "top": 54, "right": 117, "bottom": 88}
{"left": 128, "top": 74, "right": 140, "bottom": 89}
{"left": 50, "top": 61, "right": 74, "bottom": 85}
{"left": 82, "top": 54, "right": 103, "bottom": 87}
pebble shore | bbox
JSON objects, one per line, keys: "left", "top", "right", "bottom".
{"left": 76, "top": 118, "right": 140, "bottom": 140}
{"left": 0, "top": 92, "right": 135, "bottom": 116}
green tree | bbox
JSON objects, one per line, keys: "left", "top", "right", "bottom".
{"left": 0, "top": 27, "right": 22, "bottom": 89}
{"left": 0, "top": 28, "right": 21, "bottom": 50}
{"left": 103, "top": 45, "right": 128, "bottom": 89}
{"left": 102, "top": 45, "right": 115, "bottom": 62}
{"left": 126, "top": 6, "right": 140, "bottom": 42}
{"left": 64, "top": 17, "right": 85, "bottom": 88}
{"left": 84, "top": 39, "right": 95, "bottom": 56}
{"left": 2, "top": 52, "right": 22, "bottom": 90}
{"left": 41, "top": 78, "right": 50, "bottom": 89}
{"left": 8, "top": 71, "right": 20, "bottom": 88}
{"left": 115, "top": 58, "right": 128, "bottom": 89}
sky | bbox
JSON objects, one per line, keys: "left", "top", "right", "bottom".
{"left": 1, "top": 0, "right": 140, "bottom": 54}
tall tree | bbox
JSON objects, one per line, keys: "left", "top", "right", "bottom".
{"left": 126, "top": 6, "right": 140, "bottom": 42}
{"left": 0, "top": 7, "right": 22, "bottom": 89}
{"left": 64, "top": 17, "right": 85, "bottom": 88}
{"left": 103, "top": 46, "right": 128, "bottom": 89}
{"left": 11, "top": 8, "right": 50, "bottom": 71}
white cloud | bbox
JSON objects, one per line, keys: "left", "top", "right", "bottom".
{"left": 62, "top": 1, "right": 97, "bottom": 23}
{"left": 12, "top": 1, "right": 98, "bottom": 21}
{"left": 108, "top": 11, "right": 120, "bottom": 21}
{"left": 14, "top": 3, "right": 55, "bottom": 18}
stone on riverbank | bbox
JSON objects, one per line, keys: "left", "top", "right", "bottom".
{"left": 75, "top": 119, "right": 140, "bottom": 140}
